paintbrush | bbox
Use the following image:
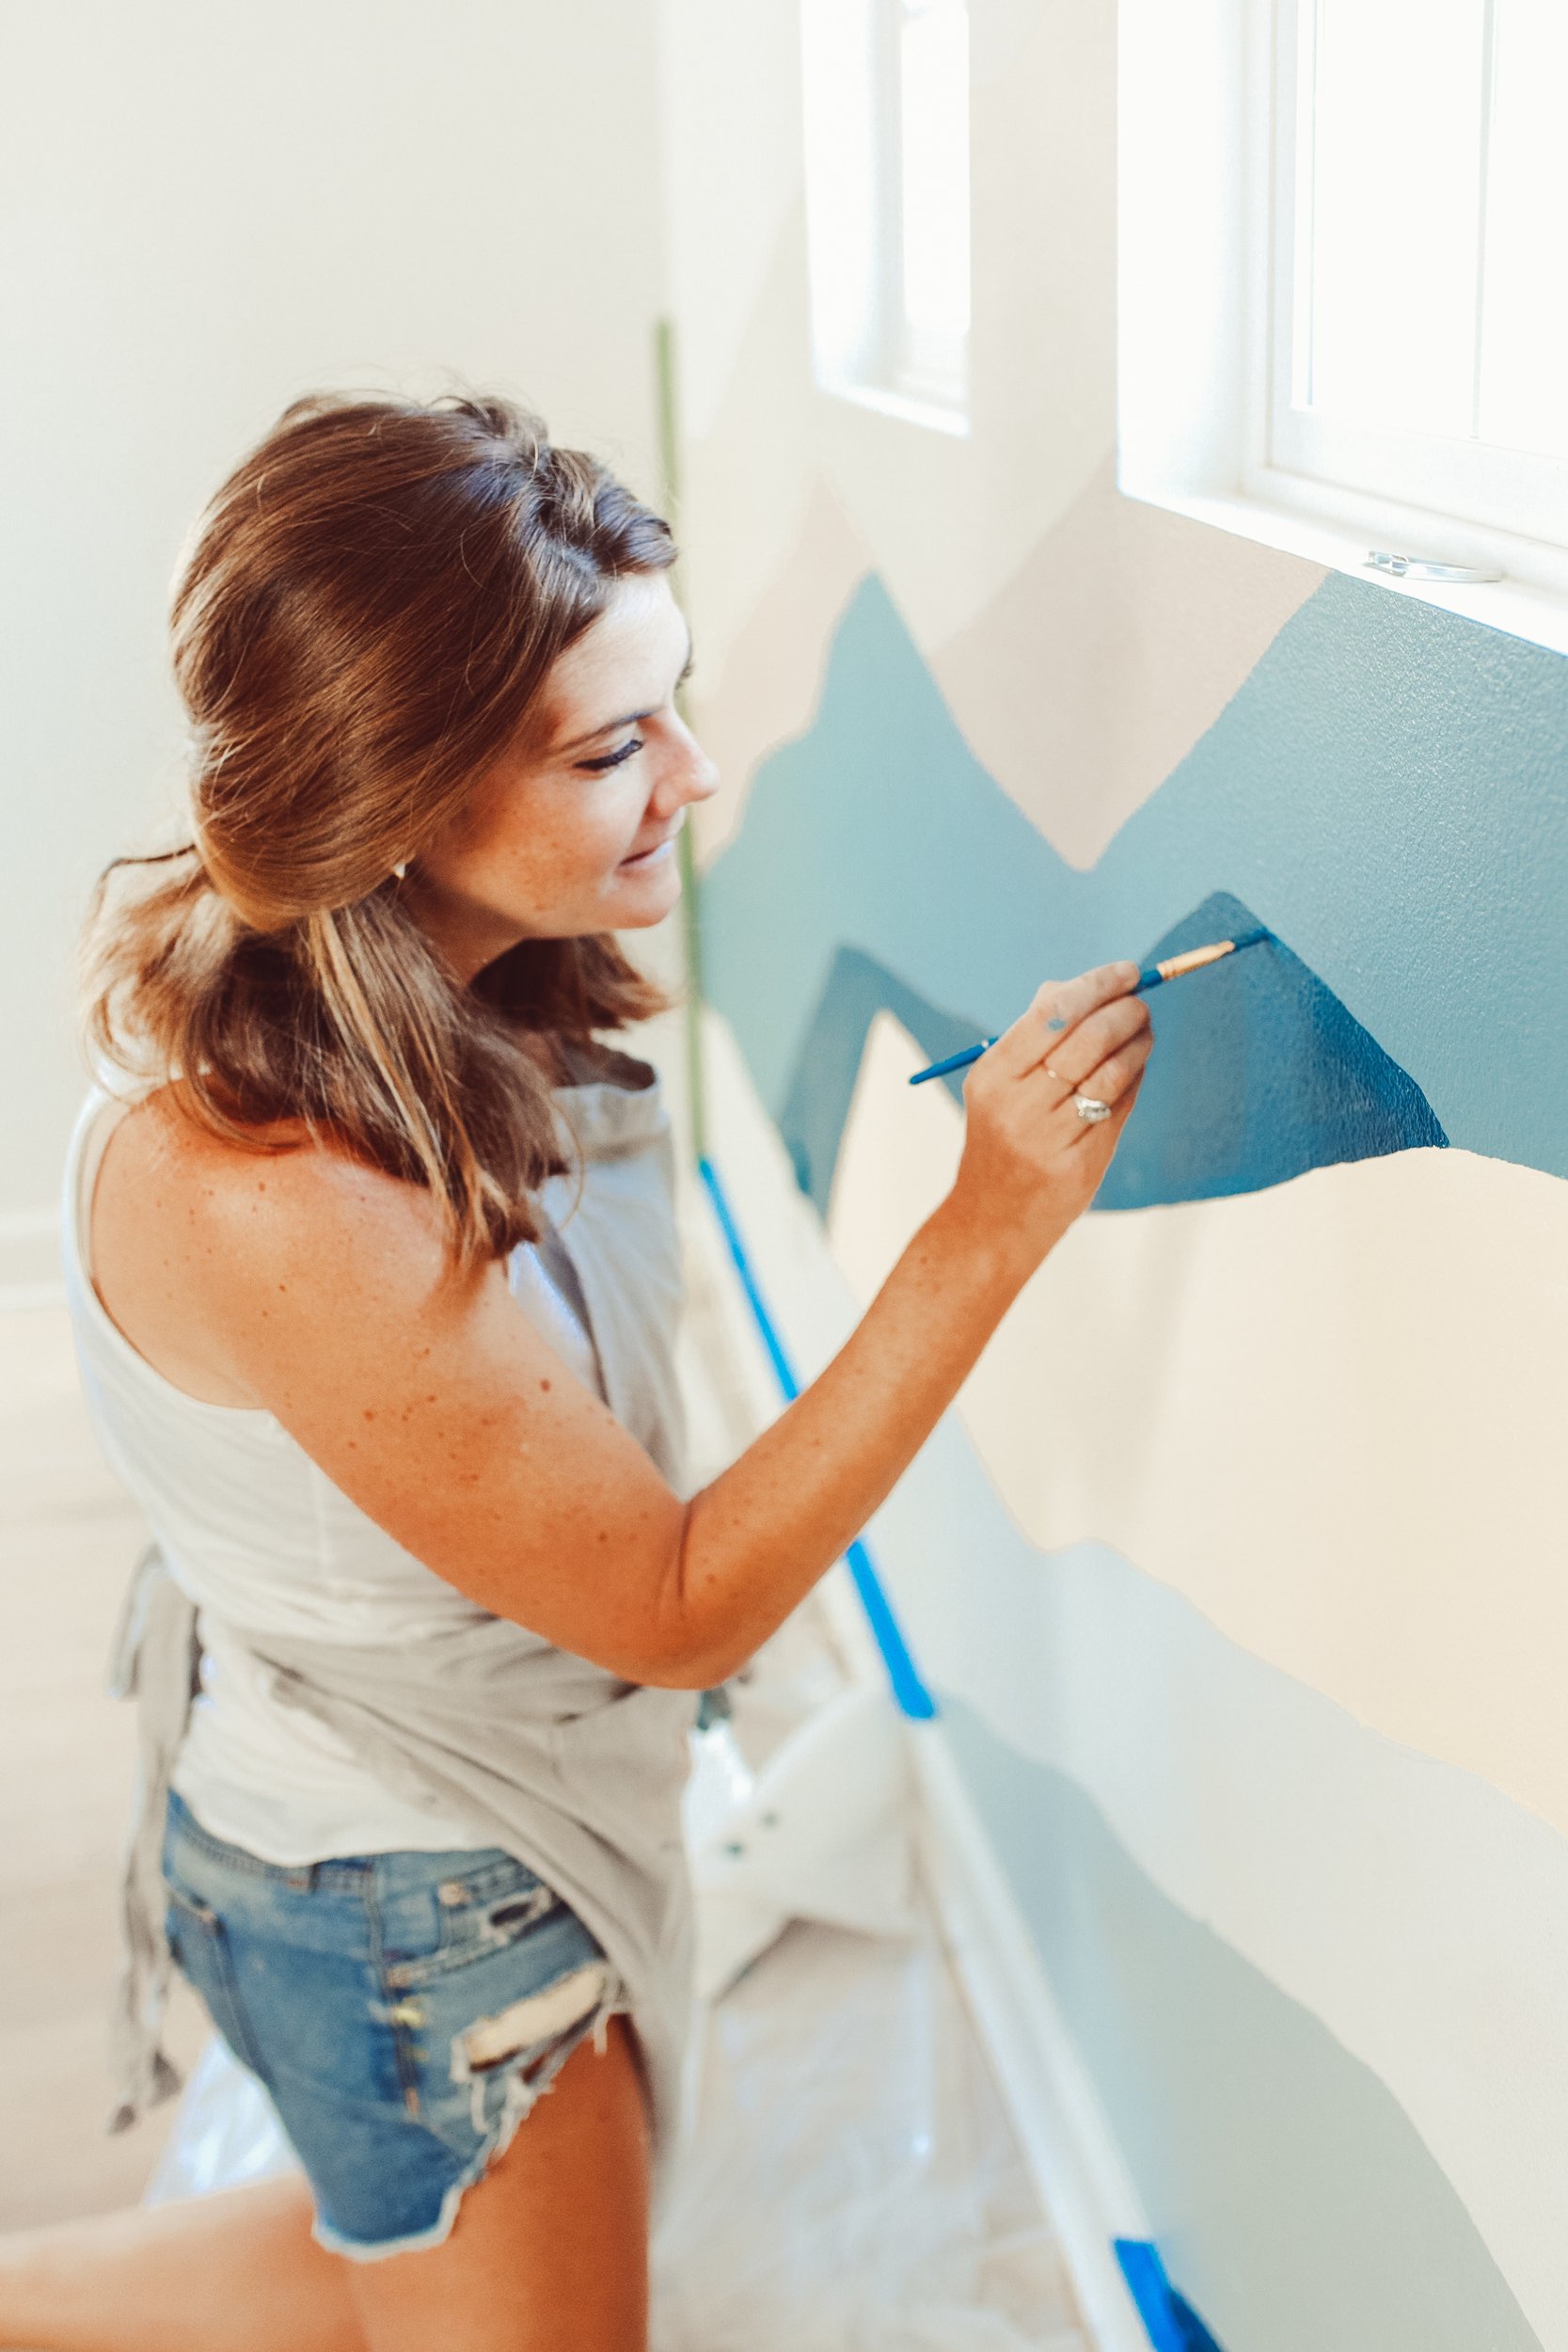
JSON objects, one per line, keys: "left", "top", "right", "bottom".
{"left": 906, "top": 928, "right": 1271, "bottom": 1087}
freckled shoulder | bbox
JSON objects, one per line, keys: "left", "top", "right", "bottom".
{"left": 103, "top": 1087, "right": 455, "bottom": 1317}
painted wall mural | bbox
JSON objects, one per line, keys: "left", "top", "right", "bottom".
{"left": 703, "top": 570, "right": 1568, "bottom": 1192}
{"left": 661, "top": 4, "right": 1568, "bottom": 2347}
{"left": 775, "top": 892, "right": 1448, "bottom": 1219}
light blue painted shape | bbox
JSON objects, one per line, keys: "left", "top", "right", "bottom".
{"left": 703, "top": 571, "right": 1568, "bottom": 1186}
{"left": 694, "top": 1155, "right": 936, "bottom": 1720}
{"left": 942, "top": 1699, "right": 1544, "bottom": 2352}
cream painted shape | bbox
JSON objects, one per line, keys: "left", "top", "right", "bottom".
{"left": 829, "top": 1012, "right": 1568, "bottom": 1839}
{"left": 931, "top": 462, "right": 1327, "bottom": 868}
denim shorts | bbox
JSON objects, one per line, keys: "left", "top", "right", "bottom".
{"left": 161, "top": 1788, "right": 620, "bottom": 2259}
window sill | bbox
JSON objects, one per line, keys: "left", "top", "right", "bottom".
{"left": 1124, "top": 475, "right": 1568, "bottom": 660}
{"left": 822, "top": 379, "right": 970, "bottom": 439}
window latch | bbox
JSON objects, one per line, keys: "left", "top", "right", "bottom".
{"left": 1366, "top": 549, "right": 1503, "bottom": 584}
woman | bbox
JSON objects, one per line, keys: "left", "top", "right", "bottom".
{"left": 0, "top": 391, "right": 1151, "bottom": 2352}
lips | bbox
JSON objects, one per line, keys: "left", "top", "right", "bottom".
{"left": 620, "top": 813, "right": 686, "bottom": 869}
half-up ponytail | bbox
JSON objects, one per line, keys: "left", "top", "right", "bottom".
{"left": 83, "top": 390, "right": 673, "bottom": 1269}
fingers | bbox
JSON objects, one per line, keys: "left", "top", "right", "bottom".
{"left": 1041, "top": 990, "right": 1151, "bottom": 1095}
{"left": 1069, "top": 1025, "right": 1153, "bottom": 1119}
{"left": 984, "top": 961, "right": 1140, "bottom": 1082}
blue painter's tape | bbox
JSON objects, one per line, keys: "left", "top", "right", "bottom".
{"left": 840, "top": 1542, "right": 935, "bottom": 1718}
{"left": 1169, "top": 2290, "right": 1226, "bottom": 2352}
{"left": 696, "top": 1153, "right": 797, "bottom": 1399}
{"left": 696, "top": 1155, "right": 938, "bottom": 1722}
{"left": 1115, "top": 2242, "right": 1189, "bottom": 2352}
{"left": 1114, "top": 2240, "right": 1227, "bottom": 2352}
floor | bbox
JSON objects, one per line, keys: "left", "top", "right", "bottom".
{"left": 0, "top": 1305, "right": 209, "bottom": 2230}
{"left": 0, "top": 1204, "right": 1088, "bottom": 2346}
{"left": 652, "top": 1916, "right": 1087, "bottom": 2348}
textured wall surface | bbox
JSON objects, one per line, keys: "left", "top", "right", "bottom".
{"left": 664, "top": 3, "right": 1568, "bottom": 2344}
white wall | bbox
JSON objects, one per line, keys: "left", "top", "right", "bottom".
{"left": 0, "top": 0, "right": 665, "bottom": 1263}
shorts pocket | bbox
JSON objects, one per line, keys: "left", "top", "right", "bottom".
{"left": 382, "top": 1857, "right": 567, "bottom": 1993}
{"left": 164, "top": 1880, "right": 272, "bottom": 2084}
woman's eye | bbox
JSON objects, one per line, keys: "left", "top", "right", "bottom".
{"left": 578, "top": 738, "right": 643, "bottom": 774}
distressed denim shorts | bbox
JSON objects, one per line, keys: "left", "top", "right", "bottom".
{"left": 161, "top": 1788, "right": 620, "bottom": 2259}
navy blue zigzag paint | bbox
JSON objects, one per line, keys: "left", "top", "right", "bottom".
{"left": 779, "top": 891, "right": 1445, "bottom": 1216}
{"left": 1099, "top": 889, "right": 1446, "bottom": 1209}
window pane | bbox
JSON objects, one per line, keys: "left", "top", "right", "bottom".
{"left": 1478, "top": 0, "right": 1568, "bottom": 461}
{"left": 899, "top": 0, "right": 970, "bottom": 340}
{"left": 1303, "top": 0, "right": 1486, "bottom": 439}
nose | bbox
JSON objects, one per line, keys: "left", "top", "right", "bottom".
{"left": 650, "top": 712, "right": 720, "bottom": 816}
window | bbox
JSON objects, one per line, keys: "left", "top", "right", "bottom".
{"left": 801, "top": 0, "right": 971, "bottom": 433}
{"left": 1119, "top": 0, "right": 1568, "bottom": 644}
{"left": 1269, "top": 0, "right": 1568, "bottom": 548}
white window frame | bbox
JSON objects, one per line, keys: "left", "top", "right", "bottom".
{"left": 801, "top": 0, "right": 971, "bottom": 437}
{"left": 1119, "top": 0, "right": 1568, "bottom": 653}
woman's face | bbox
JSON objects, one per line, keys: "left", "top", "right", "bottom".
{"left": 409, "top": 572, "right": 719, "bottom": 984}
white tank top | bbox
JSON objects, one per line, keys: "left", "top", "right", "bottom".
{"left": 62, "top": 1088, "right": 607, "bottom": 1865}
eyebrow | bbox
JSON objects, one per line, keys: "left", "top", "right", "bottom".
{"left": 551, "top": 629, "right": 695, "bottom": 757}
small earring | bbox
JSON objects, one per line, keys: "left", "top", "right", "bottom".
{"left": 391, "top": 860, "right": 408, "bottom": 882}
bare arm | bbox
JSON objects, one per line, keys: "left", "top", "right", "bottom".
{"left": 664, "top": 1188, "right": 1037, "bottom": 1678}
{"left": 123, "top": 962, "right": 1149, "bottom": 1687}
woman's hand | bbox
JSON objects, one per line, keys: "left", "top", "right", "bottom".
{"left": 947, "top": 961, "right": 1152, "bottom": 1267}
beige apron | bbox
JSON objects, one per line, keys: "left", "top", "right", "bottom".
{"left": 109, "top": 1072, "right": 699, "bottom": 2154}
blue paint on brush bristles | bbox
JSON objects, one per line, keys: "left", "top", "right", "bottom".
{"left": 907, "top": 926, "right": 1273, "bottom": 1089}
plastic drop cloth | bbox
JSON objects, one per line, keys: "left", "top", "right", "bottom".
{"left": 147, "top": 1595, "right": 1088, "bottom": 2349}
{"left": 149, "top": 1915, "right": 1085, "bottom": 2351}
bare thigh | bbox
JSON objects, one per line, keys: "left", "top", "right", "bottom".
{"left": 344, "top": 2016, "right": 650, "bottom": 2352}
{"left": 0, "top": 2022, "right": 647, "bottom": 2352}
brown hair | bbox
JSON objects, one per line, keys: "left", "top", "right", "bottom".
{"left": 84, "top": 390, "right": 676, "bottom": 1270}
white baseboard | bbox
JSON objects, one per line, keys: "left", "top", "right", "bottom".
{"left": 0, "top": 1208, "right": 64, "bottom": 1311}
{"left": 684, "top": 1152, "right": 1154, "bottom": 2351}
{"left": 911, "top": 1723, "right": 1153, "bottom": 2352}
